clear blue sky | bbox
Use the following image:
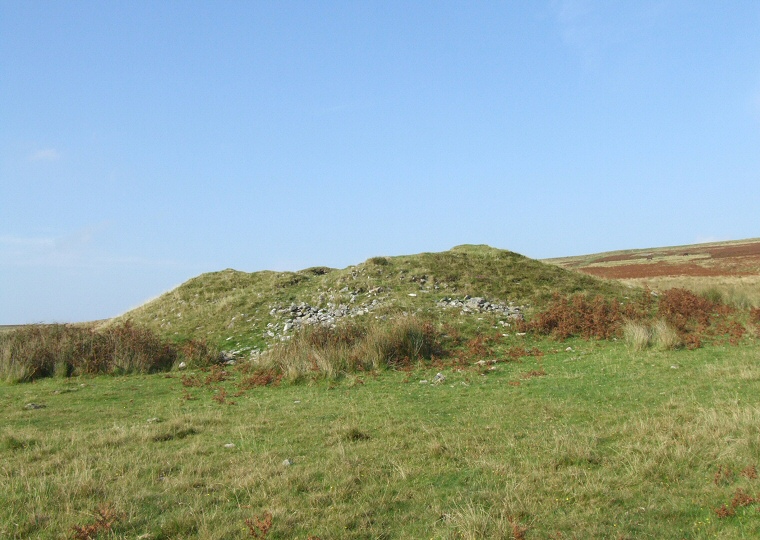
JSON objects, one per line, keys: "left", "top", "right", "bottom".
{"left": 2, "top": 1, "right": 759, "bottom": 324}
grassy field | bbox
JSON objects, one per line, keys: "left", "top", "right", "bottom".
{"left": 3, "top": 243, "right": 760, "bottom": 538}
{"left": 3, "top": 335, "right": 760, "bottom": 539}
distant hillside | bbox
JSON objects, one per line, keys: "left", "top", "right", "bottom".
{"left": 544, "top": 237, "right": 760, "bottom": 308}
{"left": 113, "top": 244, "right": 625, "bottom": 354}
{"left": 545, "top": 238, "right": 760, "bottom": 279}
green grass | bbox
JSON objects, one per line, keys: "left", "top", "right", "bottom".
{"left": 3, "top": 336, "right": 760, "bottom": 539}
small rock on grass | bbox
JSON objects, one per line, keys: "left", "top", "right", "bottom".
{"left": 224, "top": 443, "right": 236, "bottom": 449}
{"left": 24, "top": 403, "right": 45, "bottom": 410}
{"left": 282, "top": 458, "right": 293, "bottom": 466}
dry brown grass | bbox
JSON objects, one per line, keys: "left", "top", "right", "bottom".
{"left": 0, "top": 323, "right": 224, "bottom": 383}
{"left": 257, "top": 316, "right": 443, "bottom": 381}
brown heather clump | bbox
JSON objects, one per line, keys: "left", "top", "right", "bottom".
{"left": 741, "top": 465, "right": 758, "bottom": 480}
{"left": 657, "top": 288, "right": 725, "bottom": 333}
{"left": 70, "top": 502, "right": 123, "bottom": 540}
{"left": 526, "top": 293, "right": 623, "bottom": 340}
{"left": 245, "top": 511, "right": 273, "bottom": 538}
{"left": 714, "top": 504, "right": 736, "bottom": 519}
{"left": 523, "top": 286, "right": 752, "bottom": 349}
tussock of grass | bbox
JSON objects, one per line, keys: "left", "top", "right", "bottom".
{"left": 652, "top": 318, "right": 682, "bottom": 350}
{"left": 0, "top": 323, "right": 220, "bottom": 383}
{"left": 623, "top": 320, "right": 652, "bottom": 351}
{"left": 259, "top": 316, "right": 442, "bottom": 381}
{"left": 624, "top": 319, "right": 681, "bottom": 351}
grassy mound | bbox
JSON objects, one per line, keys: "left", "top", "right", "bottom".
{"left": 111, "top": 245, "right": 625, "bottom": 354}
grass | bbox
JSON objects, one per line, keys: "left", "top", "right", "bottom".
{"left": 2, "top": 335, "right": 760, "bottom": 538}
{"left": 261, "top": 316, "right": 442, "bottom": 381}
{"left": 623, "top": 319, "right": 682, "bottom": 351}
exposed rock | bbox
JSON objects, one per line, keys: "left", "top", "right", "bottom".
{"left": 24, "top": 403, "right": 45, "bottom": 410}
{"left": 437, "top": 296, "right": 524, "bottom": 319}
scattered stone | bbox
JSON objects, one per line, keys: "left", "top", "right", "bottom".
{"left": 224, "top": 443, "right": 236, "bottom": 449}
{"left": 433, "top": 373, "right": 446, "bottom": 384}
{"left": 294, "top": 400, "right": 301, "bottom": 404}
{"left": 24, "top": 403, "right": 45, "bottom": 410}
{"left": 565, "top": 347, "right": 573, "bottom": 352}
{"left": 146, "top": 417, "right": 161, "bottom": 424}
{"left": 282, "top": 458, "right": 293, "bottom": 466}
{"left": 419, "top": 380, "right": 429, "bottom": 384}
{"left": 670, "top": 365, "right": 679, "bottom": 369}
{"left": 178, "top": 361, "right": 187, "bottom": 370}
{"left": 516, "top": 332, "right": 527, "bottom": 336}
{"left": 408, "top": 293, "right": 417, "bottom": 297}
{"left": 437, "top": 297, "right": 523, "bottom": 319}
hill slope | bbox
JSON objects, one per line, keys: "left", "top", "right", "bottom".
{"left": 545, "top": 237, "right": 760, "bottom": 307}
{"left": 114, "top": 245, "right": 625, "bottom": 354}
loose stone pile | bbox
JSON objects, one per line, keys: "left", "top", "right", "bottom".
{"left": 436, "top": 296, "right": 524, "bottom": 319}
{"left": 259, "top": 294, "right": 523, "bottom": 343}
{"left": 265, "top": 299, "right": 382, "bottom": 338}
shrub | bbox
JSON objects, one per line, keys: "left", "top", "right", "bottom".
{"left": 657, "top": 288, "right": 722, "bottom": 333}
{"left": 528, "top": 294, "right": 622, "bottom": 340}
{"left": 179, "top": 339, "right": 223, "bottom": 368}
{"left": 0, "top": 322, "right": 178, "bottom": 383}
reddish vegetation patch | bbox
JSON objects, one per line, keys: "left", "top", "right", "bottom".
{"left": 594, "top": 253, "right": 647, "bottom": 263}
{"left": 582, "top": 262, "right": 750, "bottom": 279}
{"left": 560, "top": 240, "right": 760, "bottom": 279}
{"left": 706, "top": 242, "right": 760, "bottom": 259}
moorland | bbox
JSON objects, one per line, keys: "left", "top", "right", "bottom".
{"left": 2, "top": 241, "right": 760, "bottom": 539}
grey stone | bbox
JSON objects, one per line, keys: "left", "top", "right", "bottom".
{"left": 24, "top": 403, "right": 45, "bottom": 410}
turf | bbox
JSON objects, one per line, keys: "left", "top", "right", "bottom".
{"left": 3, "top": 337, "right": 760, "bottom": 539}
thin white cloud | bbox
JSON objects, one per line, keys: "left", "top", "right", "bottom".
{"left": 0, "top": 235, "right": 56, "bottom": 247}
{"left": 29, "top": 148, "right": 62, "bottom": 162}
{"left": 695, "top": 235, "right": 727, "bottom": 245}
{"left": 0, "top": 228, "right": 180, "bottom": 269}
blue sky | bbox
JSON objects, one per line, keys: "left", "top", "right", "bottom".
{"left": 2, "top": 1, "right": 760, "bottom": 324}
